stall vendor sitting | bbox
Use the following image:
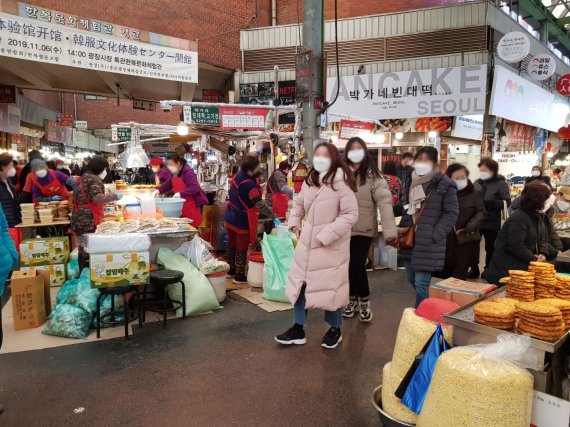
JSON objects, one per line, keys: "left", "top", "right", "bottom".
{"left": 30, "top": 159, "right": 77, "bottom": 203}
{"left": 153, "top": 154, "right": 208, "bottom": 225}
{"left": 224, "top": 156, "right": 279, "bottom": 284}
{"left": 150, "top": 157, "right": 171, "bottom": 186}
{"left": 266, "top": 160, "right": 294, "bottom": 219}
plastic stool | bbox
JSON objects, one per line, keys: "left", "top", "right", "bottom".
{"left": 142, "top": 269, "right": 185, "bottom": 329}
{"left": 96, "top": 286, "right": 142, "bottom": 340}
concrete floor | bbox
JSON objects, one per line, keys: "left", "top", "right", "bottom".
{"left": 0, "top": 270, "right": 414, "bottom": 427}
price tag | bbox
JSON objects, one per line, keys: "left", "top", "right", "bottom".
{"left": 531, "top": 391, "right": 570, "bottom": 427}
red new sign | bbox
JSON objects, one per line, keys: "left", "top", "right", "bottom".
{"left": 219, "top": 107, "right": 270, "bottom": 130}
{"left": 339, "top": 120, "right": 375, "bottom": 140}
{"left": 59, "top": 113, "right": 74, "bottom": 127}
{"left": 557, "top": 74, "right": 570, "bottom": 96}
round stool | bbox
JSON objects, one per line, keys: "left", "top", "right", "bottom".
{"left": 96, "top": 286, "right": 142, "bottom": 340}
{"left": 142, "top": 269, "right": 185, "bottom": 328}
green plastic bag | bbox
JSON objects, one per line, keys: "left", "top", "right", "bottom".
{"left": 157, "top": 248, "right": 220, "bottom": 317}
{"left": 261, "top": 232, "right": 294, "bottom": 303}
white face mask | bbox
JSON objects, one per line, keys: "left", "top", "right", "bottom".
{"left": 414, "top": 162, "right": 433, "bottom": 176}
{"left": 454, "top": 179, "right": 468, "bottom": 191}
{"left": 479, "top": 171, "right": 492, "bottom": 181}
{"left": 35, "top": 169, "right": 48, "bottom": 179}
{"left": 557, "top": 199, "right": 570, "bottom": 212}
{"left": 99, "top": 170, "right": 108, "bottom": 180}
{"left": 57, "top": 164, "right": 64, "bottom": 170}
{"left": 313, "top": 156, "right": 331, "bottom": 173}
{"left": 152, "top": 167, "right": 159, "bottom": 173}
{"left": 167, "top": 165, "right": 179, "bottom": 174}
{"left": 347, "top": 149, "right": 365, "bottom": 164}
{"left": 532, "top": 170, "right": 541, "bottom": 177}
{"left": 7, "top": 168, "right": 16, "bottom": 178}
{"left": 540, "top": 203, "right": 551, "bottom": 213}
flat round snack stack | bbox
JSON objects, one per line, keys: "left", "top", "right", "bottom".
{"left": 507, "top": 270, "right": 535, "bottom": 302}
{"left": 534, "top": 298, "right": 570, "bottom": 330}
{"left": 498, "top": 277, "right": 510, "bottom": 285}
{"left": 515, "top": 302, "right": 566, "bottom": 341}
{"left": 530, "top": 262, "right": 557, "bottom": 299}
{"left": 474, "top": 301, "right": 515, "bottom": 330}
{"left": 489, "top": 297, "right": 519, "bottom": 310}
{"left": 556, "top": 275, "right": 570, "bottom": 301}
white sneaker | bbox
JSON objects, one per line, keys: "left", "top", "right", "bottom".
{"left": 359, "top": 300, "right": 373, "bottom": 323}
{"left": 343, "top": 299, "right": 359, "bottom": 318}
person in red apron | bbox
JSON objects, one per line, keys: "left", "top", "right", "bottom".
{"left": 224, "top": 156, "right": 279, "bottom": 284}
{"left": 30, "top": 159, "right": 76, "bottom": 204}
{"left": 71, "top": 156, "right": 120, "bottom": 271}
{"left": 155, "top": 154, "right": 208, "bottom": 225}
{"left": 266, "top": 160, "right": 293, "bottom": 219}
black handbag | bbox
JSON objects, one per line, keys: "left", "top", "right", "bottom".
{"left": 455, "top": 229, "right": 481, "bottom": 245}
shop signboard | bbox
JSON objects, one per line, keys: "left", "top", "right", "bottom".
{"left": 490, "top": 65, "right": 570, "bottom": 132}
{"left": 75, "top": 120, "right": 88, "bottom": 131}
{"left": 0, "top": 85, "right": 16, "bottom": 103}
{"left": 0, "top": 104, "right": 20, "bottom": 133}
{"left": 497, "top": 31, "right": 530, "bottom": 63}
{"left": 495, "top": 119, "right": 537, "bottom": 152}
{"left": 239, "top": 80, "right": 296, "bottom": 105}
{"left": 59, "top": 113, "right": 73, "bottom": 127}
{"left": 527, "top": 54, "right": 556, "bottom": 81}
{"left": 0, "top": 12, "right": 198, "bottom": 83}
{"left": 132, "top": 99, "right": 155, "bottom": 111}
{"left": 202, "top": 89, "right": 220, "bottom": 103}
{"left": 183, "top": 105, "right": 271, "bottom": 130}
{"left": 45, "top": 120, "right": 72, "bottom": 145}
{"left": 339, "top": 120, "right": 375, "bottom": 140}
{"left": 326, "top": 65, "right": 487, "bottom": 121}
{"left": 451, "top": 115, "right": 484, "bottom": 140}
{"left": 296, "top": 50, "right": 312, "bottom": 102}
{"left": 72, "top": 129, "right": 88, "bottom": 148}
{"left": 183, "top": 106, "right": 221, "bottom": 126}
{"left": 556, "top": 74, "right": 570, "bottom": 96}
{"left": 111, "top": 126, "right": 131, "bottom": 142}
{"left": 493, "top": 152, "right": 538, "bottom": 180}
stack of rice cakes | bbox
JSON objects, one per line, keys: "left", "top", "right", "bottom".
{"left": 516, "top": 302, "right": 566, "bottom": 341}
{"left": 556, "top": 274, "right": 570, "bottom": 301}
{"left": 506, "top": 270, "right": 535, "bottom": 302}
{"left": 530, "top": 262, "right": 557, "bottom": 299}
{"left": 535, "top": 298, "right": 570, "bottom": 329}
{"left": 473, "top": 300, "right": 516, "bottom": 330}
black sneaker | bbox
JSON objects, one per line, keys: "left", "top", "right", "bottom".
{"left": 275, "top": 324, "right": 306, "bottom": 345}
{"left": 322, "top": 327, "right": 342, "bottom": 349}
{"left": 468, "top": 267, "right": 480, "bottom": 279}
{"left": 227, "top": 268, "right": 236, "bottom": 278}
{"left": 232, "top": 274, "right": 248, "bottom": 284}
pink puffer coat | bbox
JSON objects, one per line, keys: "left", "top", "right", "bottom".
{"left": 286, "top": 169, "right": 359, "bottom": 311}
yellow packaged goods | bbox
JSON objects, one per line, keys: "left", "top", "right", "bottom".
{"left": 417, "top": 348, "right": 533, "bottom": 427}
{"left": 21, "top": 264, "right": 66, "bottom": 287}
{"left": 381, "top": 362, "right": 417, "bottom": 425}
{"left": 90, "top": 252, "right": 150, "bottom": 288}
{"left": 19, "top": 237, "right": 70, "bottom": 266}
{"left": 391, "top": 308, "right": 453, "bottom": 379}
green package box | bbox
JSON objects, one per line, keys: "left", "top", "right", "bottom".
{"left": 21, "top": 264, "right": 67, "bottom": 287}
{"left": 90, "top": 252, "right": 150, "bottom": 289}
{"left": 20, "top": 237, "right": 70, "bottom": 266}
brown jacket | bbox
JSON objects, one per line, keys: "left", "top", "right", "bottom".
{"left": 352, "top": 171, "right": 397, "bottom": 240}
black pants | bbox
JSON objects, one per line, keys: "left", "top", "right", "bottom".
{"left": 349, "top": 235, "right": 373, "bottom": 298}
{"left": 482, "top": 229, "right": 499, "bottom": 268}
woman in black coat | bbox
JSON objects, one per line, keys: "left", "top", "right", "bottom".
{"left": 0, "top": 153, "right": 21, "bottom": 228}
{"left": 525, "top": 165, "right": 552, "bottom": 189}
{"left": 439, "top": 164, "right": 486, "bottom": 280}
{"left": 483, "top": 182, "right": 562, "bottom": 285}
{"left": 400, "top": 147, "right": 459, "bottom": 307}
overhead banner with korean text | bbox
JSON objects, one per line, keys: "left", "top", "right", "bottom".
{"left": 326, "top": 65, "right": 487, "bottom": 121}
{"left": 0, "top": 12, "right": 198, "bottom": 83}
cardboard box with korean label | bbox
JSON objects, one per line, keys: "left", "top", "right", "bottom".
{"left": 429, "top": 278, "right": 496, "bottom": 307}
{"left": 21, "top": 264, "right": 66, "bottom": 287}
{"left": 19, "top": 237, "right": 70, "bottom": 266}
{"left": 90, "top": 252, "right": 150, "bottom": 289}
{"left": 11, "top": 270, "right": 49, "bottom": 330}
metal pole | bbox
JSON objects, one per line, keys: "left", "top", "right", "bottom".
{"left": 302, "top": 0, "right": 324, "bottom": 160}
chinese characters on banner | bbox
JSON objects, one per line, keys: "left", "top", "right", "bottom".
{"left": 339, "top": 120, "right": 375, "bottom": 140}
{"left": 0, "top": 12, "right": 198, "bottom": 83}
{"left": 202, "top": 89, "right": 220, "bottom": 103}
{"left": 45, "top": 120, "right": 72, "bottom": 145}
{"left": 0, "top": 104, "right": 20, "bottom": 133}
{"left": 183, "top": 106, "right": 271, "bottom": 130}
{"left": 326, "top": 65, "right": 487, "bottom": 121}
{"left": 495, "top": 119, "right": 537, "bottom": 152}
{"left": 59, "top": 113, "right": 73, "bottom": 126}
{"left": 0, "top": 84, "right": 16, "bottom": 103}
{"left": 557, "top": 74, "right": 570, "bottom": 96}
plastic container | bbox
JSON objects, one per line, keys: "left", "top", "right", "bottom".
{"left": 372, "top": 386, "right": 415, "bottom": 427}
{"left": 155, "top": 198, "right": 185, "bottom": 218}
{"left": 247, "top": 252, "right": 264, "bottom": 288}
{"left": 207, "top": 271, "right": 227, "bottom": 303}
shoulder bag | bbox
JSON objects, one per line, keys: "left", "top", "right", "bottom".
{"left": 455, "top": 229, "right": 481, "bottom": 245}
{"left": 390, "top": 193, "right": 431, "bottom": 250}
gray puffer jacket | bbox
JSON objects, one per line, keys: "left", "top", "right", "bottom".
{"left": 400, "top": 173, "right": 459, "bottom": 272}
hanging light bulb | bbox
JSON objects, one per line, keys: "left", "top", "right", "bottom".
{"left": 395, "top": 132, "right": 404, "bottom": 140}
{"left": 177, "top": 121, "right": 189, "bottom": 136}
{"left": 428, "top": 131, "right": 438, "bottom": 138}
{"left": 555, "top": 159, "right": 563, "bottom": 166}
{"left": 547, "top": 152, "right": 554, "bottom": 158}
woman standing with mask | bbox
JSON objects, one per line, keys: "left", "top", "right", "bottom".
{"left": 525, "top": 165, "right": 552, "bottom": 188}
{"left": 0, "top": 153, "right": 22, "bottom": 249}
{"left": 275, "top": 143, "right": 358, "bottom": 349}
{"left": 440, "top": 164, "right": 486, "bottom": 280}
{"left": 342, "top": 137, "right": 397, "bottom": 322}
{"left": 224, "top": 156, "right": 278, "bottom": 283}
{"left": 399, "top": 147, "right": 458, "bottom": 307}
{"left": 473, "top": 158, "right": 511, "bottom": 275}
{"left": 150, "top": 157, "right": 171, "bottom": 186}
{"left": 71, "top": 156, "right": 120, "bottom": 270}
{"left": 154, "top": 154, "right": 208, "bottom": 225}
{"left": 30, "top": 159, "right": 76, "bottom": 203}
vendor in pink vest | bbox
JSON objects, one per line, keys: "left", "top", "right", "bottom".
{"left": 153, "top": 154, "right": 208, "bottom": 225}
{"left": 30, "top": 159, "right": 77, "bottom": 203}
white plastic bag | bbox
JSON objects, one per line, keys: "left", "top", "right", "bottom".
{"left": 175, "top": 236, "right": 213, "bottom": 268}
{"left": 84, "top": 233, "right": 151, "bottom": 254}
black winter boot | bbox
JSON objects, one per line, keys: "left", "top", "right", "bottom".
{"left": 225, "top": 248, "right": 236, "bottom": 277}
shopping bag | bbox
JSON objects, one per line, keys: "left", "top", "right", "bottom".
{"left": 261, "top": 232, "right": 294, "bottom": 303}
{"left": 395, "top": 331, "right": 434, "bottom": 399}
{"left": 175, "top": 236, "right": 214, "bottom": 269}
{"left": 401, "top": 323, "right": 449, "bottom": 414}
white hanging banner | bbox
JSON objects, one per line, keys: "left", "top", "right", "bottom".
{"left": 326, "top": 65, "right": 487, "bottom": 121}
{"left": 0, "top": 12, "right": 198, "bottom": 83}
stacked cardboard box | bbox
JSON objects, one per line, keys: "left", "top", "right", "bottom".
{"left": 11, "top": 269, "right": 52, "bottom": 330}
{"left": 19, "top": 237, "right": 70, "bottom": 287}
{"left": 90, "top": 252, "right": 150, "bottom": 289}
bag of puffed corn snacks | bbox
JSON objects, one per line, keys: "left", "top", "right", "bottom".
{"left": 417, "top": 334, "right": 536, "bottom": 427}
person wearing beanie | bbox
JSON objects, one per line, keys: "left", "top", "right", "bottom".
{"left": 17, "top": 150, "right": 43, "bottom": 204}
{"left": 30, "top": 158, "right": 77, "bottom": 203}
{"left": 150, "top": 157, "right": 171, "bottom": 186}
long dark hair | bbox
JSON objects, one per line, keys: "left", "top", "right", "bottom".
{"left": 306, "top": 143, "right": 356, "bottom": 192}
{"left": 343, "top": 137, "right": 381, "bottom": 186}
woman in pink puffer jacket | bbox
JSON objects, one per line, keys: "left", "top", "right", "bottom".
{"left": 275, "top": 143, "right": 358, "bottom": 349}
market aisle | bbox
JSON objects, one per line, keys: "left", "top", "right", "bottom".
{"left": 0, "top": 270, "right": 414, "bottom": 427}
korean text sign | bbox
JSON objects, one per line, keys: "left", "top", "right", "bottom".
{"left": 0, "top": 12, "right": 198, "bottom": 83}
{"left": 326, "top": 65, "right": 487, "bottom": 121}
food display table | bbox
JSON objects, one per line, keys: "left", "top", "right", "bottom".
{"left": 445, "top": 288, "right": 569, "bottom": 396}
{"left": 15, "top": 219, "right": 71, "bottom": 239}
